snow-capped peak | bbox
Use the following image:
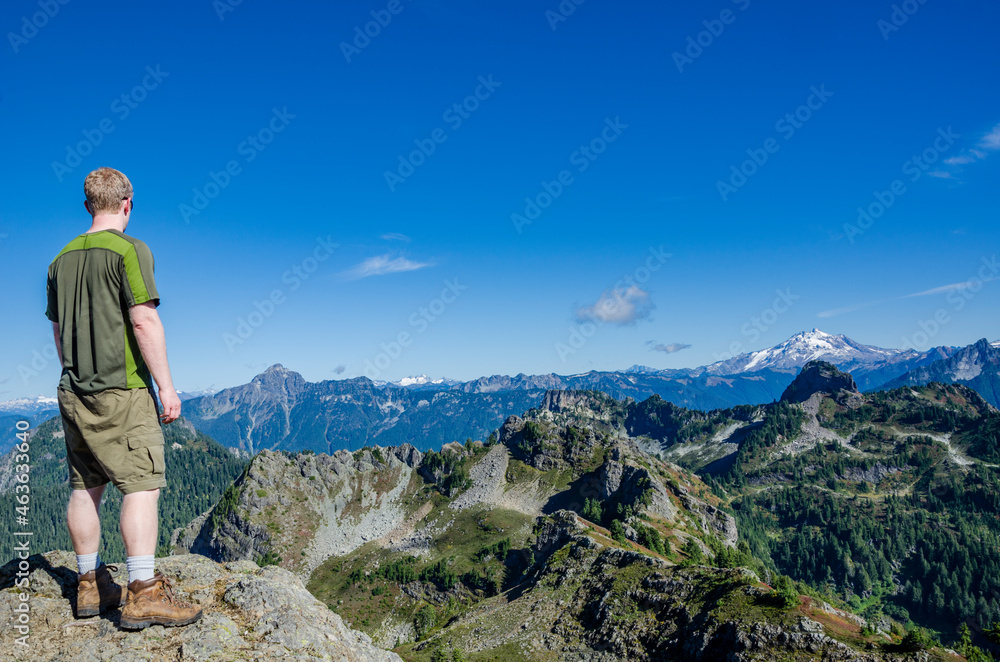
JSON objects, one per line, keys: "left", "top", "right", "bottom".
{"left": 397, "top": 375, "right": 431, "bottom": 387}
{"left": 708, "top": 329, "right": 902, "bottom": 375}
{"left": 992, "top": 340, "right": 1000, "bottom": 349}
{"left": 395, "top": 375, "right": 450, "bottom": 387}
{"left": 623, "top": 364, "right": 661, "bottom": 374}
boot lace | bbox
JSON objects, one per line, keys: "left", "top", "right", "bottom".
{"left": 157, "top": 576, "right": 189, "bottom": 606}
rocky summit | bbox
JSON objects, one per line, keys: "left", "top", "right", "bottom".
{"left": 0, "top": 550, "right": 400, "bottom": 662}
{"left": 780, "top": 360, "right": 860, "bottom": 404}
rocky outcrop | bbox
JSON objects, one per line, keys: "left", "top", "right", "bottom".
{"left": 500, "top": 410, "right": 606, "bottom": 473}
{"left": 0, "top": 550, "right": 400, "bottom": 662}
{"left": 781, "top": 360, "right": 859, "bottom": 404}
{"left": 676, "top": 485, "right": 739, "bottom": 547}
{"left": 599, "top": 444, "right": 679, "bottom": 522}
{"left": 177, "top": 445, "right": 423, "bottom": 578}
{"left": 449, "top": 444, "right": 509, "bottom": 511}
{"left": 532, "top": 510, "right": 586, "bottom": 560}
{"left": 840, "top": 462, "right": 903, "bottom": 485}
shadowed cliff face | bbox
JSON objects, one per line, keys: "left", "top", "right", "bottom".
{"left": 0, "top": 550, "right": 401, "bottom": 662}
{"left": 780, "top": 360, "right": 860, "bottom": 404}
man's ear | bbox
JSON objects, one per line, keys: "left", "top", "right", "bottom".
{"left": 83, "top": 200, "right": 92, "bottom": 215}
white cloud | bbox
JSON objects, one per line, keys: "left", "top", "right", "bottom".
{"left": 342, "top": 254, "right": 432, "bottom": 280}
{"left": 936, "top": 122, "right": 1000, "bottom": 178}
{"left": 576, "top": 285, "right": 654, "bottom": 326}
{"left": 905, "top": 278, "right": 998, "bottom": 297}
{"left": 819, "top": 276, "right": 999, "bottom": 317}
{"left": 979, "top": 124, "right": 1000, "bottom": 150}
{"left": 649, "top": 342, "right": 691, "bottom": 354}
{"left": 381, "top": 232, "right": 411, "bottom": 242}
{"left": 816, "top": 299, "right": 886, "bottom": 318}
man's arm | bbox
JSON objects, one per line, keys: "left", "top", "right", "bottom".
{"left": 51, "top": 322, "right": 63, "bottom": 365}
{"left": 129, "top": 302, "right": 181, "bottom": 424}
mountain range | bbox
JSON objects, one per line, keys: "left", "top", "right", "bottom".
{"left": 5, "top": 355, "right": 1000, "bottom": 659}
{"left": 173, "top": 330, "right": 1000, "bottom": 455}
{"left": 385, "top": 329, "right": 961, "bottom": 393}
{"left": 6, "top": 330, "right": 998, "bottom": 457}
{"left": 881, "top": 337, "right": 1000, "bottom": 406}
{"left": 173, "top": 360, "right": 1000, "bottom": 659}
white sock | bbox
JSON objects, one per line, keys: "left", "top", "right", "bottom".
{"left": 126, "top": 555, "right": 155, "bottom": 583}
{"left": 77, "top": 552, "right": 100, "bottom": 576}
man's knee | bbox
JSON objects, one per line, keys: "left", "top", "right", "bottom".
{"left": 123, "top": 487, "right": 160, "bottom": 501}
{"left": 69, "top": 484, "right": 105, "bottom": 502}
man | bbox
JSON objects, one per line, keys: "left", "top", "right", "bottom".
{"left": 46, "top": 167, "right": 201, "bottom": 630}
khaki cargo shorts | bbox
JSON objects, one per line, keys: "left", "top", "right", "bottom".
{"left": 58, "top": 387, "right": 167, "bottom": 495}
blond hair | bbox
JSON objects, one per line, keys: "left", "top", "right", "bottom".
{"left": 84, "top": 167, "right": 133, "bottom": 215}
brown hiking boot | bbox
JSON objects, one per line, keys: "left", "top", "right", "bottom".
{"left": 75, "top": 564, "right": 126, "bottom": 618}
{"left": 119, "top": 573, "right": 203, "bottom": 630}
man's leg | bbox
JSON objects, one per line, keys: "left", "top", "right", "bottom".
{"left": 68, "top": 484, "right": 124, "bottom": 618}
{"left": 67, "top": 485, "right": 105, "bottom": 559}
{"left": 121, "top": 488, "right": 159, "bottom": 583}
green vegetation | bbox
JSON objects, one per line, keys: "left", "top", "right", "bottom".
{"left": 582, "top": 497, "right": 603, "bottom": 523}
{"left": 474, "top": 537, "right": 511, "bottom": 563}
{"left": 716, "top": 383, "right": 1000, "bottom": 650}
{"left": 256, "top": 550, "right": 282, "bottom": 567}
{"left": 633, "top": 522, "right": 668, "bottom": 555}
{"left": 420, "top": 558, "right": 458, "bottom": 591}
{"left": 420, "top": 448, "right": 474, "bottom": 496}
{"left": 681, "top": 538, "right": 704, "bottom": 565}
{"left": 722, "top": 401, "right": 806, "bottom": 484}
{"left": 414, "top": 603, "right": 436, "bottom": 640}
{"left": 608, "top": 519, "right": 627, "bottom": 545}
{"left": 770, "top": 575, "right": 799, "bottom": 609}
{"left": 309, "top": 506, "right": 534, "bottom": 645}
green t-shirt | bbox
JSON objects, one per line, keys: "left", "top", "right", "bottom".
{"left": 46, "top": 229, "right": 159, "bottom": 393}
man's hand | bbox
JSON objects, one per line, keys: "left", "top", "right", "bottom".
{"left": 158, "top": 387, "right": 181, "bottom": 424}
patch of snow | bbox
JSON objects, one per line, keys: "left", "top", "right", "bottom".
{"left": 397, "top": 375, "right": 431, "bottom": 387}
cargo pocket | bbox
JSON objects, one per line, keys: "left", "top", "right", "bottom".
{"left": 127, "top": 432, "right": 165, "bottom": 478}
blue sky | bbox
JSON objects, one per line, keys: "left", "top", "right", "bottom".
{"left": 1, "top": 0, "right": 998, "bottom": 398}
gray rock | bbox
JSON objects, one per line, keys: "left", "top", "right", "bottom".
{"left": 0, "top": 550, "right": 401, "bottom": 662}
